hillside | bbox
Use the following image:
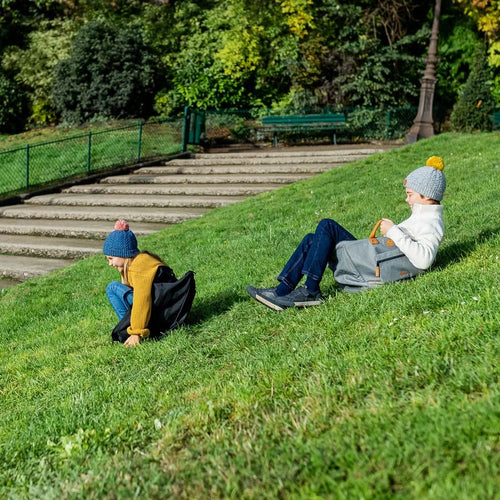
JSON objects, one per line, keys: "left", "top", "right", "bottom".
{"left": 0, "top": 133, "right": 498, "bottom": 499}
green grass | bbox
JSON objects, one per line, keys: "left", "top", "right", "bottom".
{"left": 0, "top": 132, "right": 499, "bottom": 499}
{"left": 0, "top": 120, "right": 183, "bottom": 197}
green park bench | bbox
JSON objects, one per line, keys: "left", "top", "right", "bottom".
{"left": 261, "top": 113, "right": 347, "bottom": 147}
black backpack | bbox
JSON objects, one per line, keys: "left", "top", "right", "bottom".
{"left": 111, "top": 266, "right": 196, "bottom": 343}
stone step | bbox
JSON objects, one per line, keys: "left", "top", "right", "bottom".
{"left": 0, "top": 218, "right": 167, "bottom": 239}
{"left": 25, "top": 193, "right": 246, "bottom": 209}
{"left": 0, "top": 145, "right": 394, "bottom": 287}
{"left": 193, "top": 148, "right": 386, "bottom": 159}
{"left": 165, "top": 155, "right": 367, "bottom": 167}
{"left": 0, "top": 278, "right": 20, "bottom": 289}
{"left": 0, "top": 254, "right": 75, "bottom": 281}
{"left": 65, "top": 183, "right": 278, "bottom": 197}
{"left": 137, "top": 163, "right": 335, "bottom": 175}
{"left": 101, "top": 173, "right": 311, "bottom": 185}
{"left": 0, "top": 234, "right": 102, "bottom": 259}
{"left": 0, "top": 205, "right": 207, "bottom": 224}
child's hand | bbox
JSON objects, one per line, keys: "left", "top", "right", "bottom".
{"left": 124, "top": 335, "right": 141, "bottom": 347}
{"left": 380, "top": 218, "right": 395, "bottom": 235}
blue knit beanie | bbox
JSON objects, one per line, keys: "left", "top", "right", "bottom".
{"left": 103, "top": 220, "right": 140, "bottom": 258}
{"left": 404, "top": 156, "right": 446, "bottom": 201}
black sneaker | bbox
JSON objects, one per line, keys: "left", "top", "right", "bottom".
{"left": 246, "top": 285, "right": 289, "bottom": 311}
{"left": 284, "top": 286, "right": 323, "bottom": 307}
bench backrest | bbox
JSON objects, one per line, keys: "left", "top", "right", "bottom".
{"left": 262, "top": 113, "right": 346, "bottom": 125}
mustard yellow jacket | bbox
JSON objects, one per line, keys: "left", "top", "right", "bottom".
{"left": 127, "top": 252, "right": 163, "bottom": 338}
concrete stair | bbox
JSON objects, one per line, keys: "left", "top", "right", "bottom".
{"left": 0, "top": 146, "right": 389, "bottom": 287}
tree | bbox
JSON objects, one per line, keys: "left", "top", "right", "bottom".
{"left": 312, "top": 0, "right": 428, "bottom": 108}
{"left": 450, "top": 44, "right": 495, "bottom": 131}
{"left": 454, "top": 0, "right": 500, "bottom": 100}
{"left": 52, "top": 20, "right": 160, "bottom": 124}
{"left": 163, "top": 0, "right": 314, "bottom": 111}
{"left": 0, "top": 72, "right": 29, "bottom": 133}
{"left": 2, "top": 20, "right": 76, "bottom": 125}
{"left": 436, "top": 5, "right": 482, "bottom": 114}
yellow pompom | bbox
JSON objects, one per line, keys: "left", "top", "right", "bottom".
{"left": 426, "top": 156, "right": 444, "bottom": 171}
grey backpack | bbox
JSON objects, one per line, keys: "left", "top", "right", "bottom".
{"left": 333, "top": 220, "right": 425, "bottom": 293}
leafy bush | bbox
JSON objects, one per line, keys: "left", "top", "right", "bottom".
{"left": 2, "top": 20, "right": 76, "bottom": 126}
{"left": 450, "top": 45, "right": 496, "bottom": 132}
{"left": 203, "top": 112, "right": 257, "bottom": 143}
{"left": 0, "top": 72, "right": 28, "bottom": 133}
{"left": 52, "top": 21, "right": 160, "bottom": 125}
{"left": 346, "top": 107, "right": 387, "bottom": 139}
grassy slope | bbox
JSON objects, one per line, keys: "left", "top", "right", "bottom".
{"left": 0, "top": 133, "right": 498, "bottom": 499}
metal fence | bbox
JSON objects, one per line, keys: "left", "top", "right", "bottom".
{"left": 1, "top": 104, "right": 462, "bottom": 199}
{"left": 185, "top": 106, "right": 421, "bottom": 146}
{"left": 0, "top": 117, "right": 183, "bottom": 198}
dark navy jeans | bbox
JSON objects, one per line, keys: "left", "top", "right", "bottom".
{"left": 278, "top": 218, "right": 356, "bottom": 289}
{"left": 106, "top": 281, "right": 134, "bottom": 320}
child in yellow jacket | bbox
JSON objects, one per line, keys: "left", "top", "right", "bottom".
{"left": 103, "top": 220, "right": 165, "bottom": 347}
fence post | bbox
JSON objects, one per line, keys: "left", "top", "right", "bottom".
{"left": 182, "top": 106, "right": 190, "bottom": 152}
{"left": 137, "top": 121, "right": 143, "bottom": 161}
{"left": 87, "top": 131, "right": 92, "bottom": 174}
{"left": 385, "top": 106, "right": 392, "bottom": 139}
{"left": 25, "top": 144, "right": 30, "bottom": 189}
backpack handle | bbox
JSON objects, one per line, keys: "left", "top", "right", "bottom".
{"left": 369, "top": 220, "right": 383, "bottom": 244}
{"left": 369, "top": 220, "right": 395, "bottom": 247}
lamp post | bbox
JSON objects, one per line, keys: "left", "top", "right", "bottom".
{"left": 407, "top": 0, "right": 442, "bottom": 143}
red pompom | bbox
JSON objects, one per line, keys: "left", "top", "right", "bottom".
{"left": 114, "top": 219, "right": 129, "bottom": 231}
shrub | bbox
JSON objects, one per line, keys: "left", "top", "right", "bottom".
{"left": 450, "top": 44, "right": 496, "bottom": 132}
{"left": 2, "top": 20, "right": 76, "bottom": 126}
{"left": 0, "top": 72, "right": 28, "bottom": 133}
{"left": 52, "top": 21, "right": 160, "bottom": 125}
{"left": 347, "top": 107, "right": 386, "bottom": 140}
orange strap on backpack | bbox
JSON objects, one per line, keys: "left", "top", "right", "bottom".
{"left": 369, "top": 220, "right": 383, "bottom": 244}
{"left": 369, "top": 220, "right": 395, "bottom": 277}
{"left": 369, "top": 220, "right": 395, "bottom": 246}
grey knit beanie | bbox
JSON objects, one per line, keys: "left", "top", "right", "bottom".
{"left": 404, "top": 156, "right": 446, "bottom": 201}
{"left": 103, "top": 220, "right": 140, "bottom": 258}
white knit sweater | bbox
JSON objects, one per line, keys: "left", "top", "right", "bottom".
{"left": 386, "top": 204, "right": 444, "bottom": 270}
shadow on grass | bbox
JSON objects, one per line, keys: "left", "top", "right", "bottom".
{"left": 433, "top": 226, "right": 500, "bottom": 270}
{"left": 188, "top": 289, "right": 247, "bottom": 325}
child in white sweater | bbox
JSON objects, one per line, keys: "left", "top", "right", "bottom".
{"left": 247, "top": 156, "right": 446, "bottom": 310}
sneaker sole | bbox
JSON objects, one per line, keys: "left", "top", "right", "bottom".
{"left": 255, "top": 293, "right": 285, "bottom": 311}
{"left": 293, "top": 299, "right": 323, "bottom": 307}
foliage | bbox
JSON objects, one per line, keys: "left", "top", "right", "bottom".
{"left": 0, "top": 0, "right": 497, "bottom": 128}
{"left": 0, "top": 134, "right": 499, "bottom": 497}
{"left": 346, "top": 107, "right": 388, "bottom": 140}
{"left": 0, "top": 0, "right": 67, "bottom": 49}
{"left": 437, "top": 13, "right": 482, "bottom": 113}
{"left": 309, "top": 1, "right": 429, "bottom": 108}
{"left": 163, "top": 0, "right": 432, "bottom": 112}
{"left": 166, "top": 0, "right": 310, "bottom": 111}
{"left": 0, "top": 72, "right": 28, "bottom": 133}
{"left": 52, "top": 20, "right": 160, "bottom": 125}
{"left": 454, "top": 0, "right": 500, "bottom": 49}
{"left": 450, "top": 45, "right": 496, "bottom": 132}
{"left": 454, "top": 0, "right": 500, "bottom": 98}
{"left": 2, "top": 20, "right": 76, "bottom": 126}
{"left": 323, "top": 33, "right": 426, "bottom": 107}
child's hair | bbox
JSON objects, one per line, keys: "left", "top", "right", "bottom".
{"left": 121, "top": 251, "right": 166, "bottom": 286}
{"left": 404, "top": 156, "right": 446, "bottom": 201}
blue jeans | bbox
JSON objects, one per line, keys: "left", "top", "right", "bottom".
{"left": 106, "top": 281, "right": 134, "bottom": 320}
{"left": 278, "top": 218, "right": 356, "bottom": 289}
